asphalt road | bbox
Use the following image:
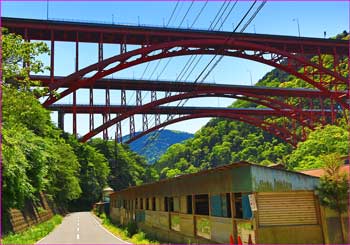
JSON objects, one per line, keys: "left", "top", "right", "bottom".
{"left": 37, "top": 212, "right": 128, "bottom": 244}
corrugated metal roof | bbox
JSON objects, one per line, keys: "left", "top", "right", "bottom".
{"left": 111, "top": 161, "right": 318, "bottom": 196}
{"left": 301, "top": 165, "right": 350, "bottom": 179}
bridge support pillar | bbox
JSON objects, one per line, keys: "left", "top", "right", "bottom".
{"left": 58, "top": 111, "right": 65, "bottom": 131}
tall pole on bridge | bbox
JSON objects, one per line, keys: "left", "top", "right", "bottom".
{"left": 46, "top": 0, "right": 49, "bottom": 20}
{"left": 292, "top": 18, "right": 301, "bottom": 37}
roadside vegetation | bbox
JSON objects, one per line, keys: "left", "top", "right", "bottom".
{"left": 316, "top": 153, "right": 349, "bottom": 243}
{"left": 1, "top": 215, "right": 62, "bottom": 244}
{"left": 95, "top": 212, "right": 159, "bottom": 244}
{"left": 1, "top": 27, "right": 148, "bottom": 234}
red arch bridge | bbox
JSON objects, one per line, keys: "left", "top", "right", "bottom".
{"left": 3, "top": 17, "right": 348, "bottom": 146}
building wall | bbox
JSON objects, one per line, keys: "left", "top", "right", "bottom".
{"left": 109, "top": 163, "right": 327, "bottom": 244}
{"left": 251, "top": 165, "right": 319, "bottom": 192}
{"left": 255, "top": 191, "right": 323, "bottom": 244}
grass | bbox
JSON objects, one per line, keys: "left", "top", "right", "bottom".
{"left": 1, "top": 215, "right": 62, "bottom": 244}
{"left": 96, "top": 212, "right": 160, "bottom": 244}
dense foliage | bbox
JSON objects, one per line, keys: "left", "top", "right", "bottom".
{"left": 1, "top": 29, "right": 110, "bottom": 230}
{"left": 88, "top": 139, "right": 158, "bottom": 190}
{"left": 128, "top": 130, "right": 193, "bottom": 164}
{"left": 153, "top": 32, "right": 349, "bottom": 178}
{"left": 316, "top": 153, "right": 349, "bottom": 243}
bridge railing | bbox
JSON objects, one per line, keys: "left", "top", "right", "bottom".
{"left": 47, "top": 17, "right": 213, "bottom": 32}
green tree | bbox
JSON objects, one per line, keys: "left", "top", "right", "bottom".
{"left": 88, "top": 139, "right": 149, "bottom": 191}
{"left": 316, "top": 153, "right": 349, "bottom": 243}
{"left": 2, "top": 28, "right": 49, "bottom": 95}
{"left": 65, "top": 135, "right": 110, "bottom": 210}
{"left": 288, "top": 125, "right": 348, "bottom": 170}
{"left": 46, "top": 139, "right": 82, "bottom": 206}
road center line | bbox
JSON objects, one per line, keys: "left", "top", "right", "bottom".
{"left": 77, "top": 234, "right": 80, "bottom": 240}
{"left": 77, "top": 227, "right": 79, "bottom": 232}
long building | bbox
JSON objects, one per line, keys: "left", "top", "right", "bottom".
{"left": 109, "top": 161, "right": 344, "bottom": 244}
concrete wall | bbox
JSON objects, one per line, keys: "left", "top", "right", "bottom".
{"left": 8, "top": 192, "right": 54, "bottom": 233}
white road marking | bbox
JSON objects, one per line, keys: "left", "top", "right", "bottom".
{"left": 76, "top": 234, "right": 80, "bottom": 240}
{"left": 77, "top": 227, "right": 79, "bottom": 232}
{"left": 90, "top": 213, "right": 131, "bottom": 244}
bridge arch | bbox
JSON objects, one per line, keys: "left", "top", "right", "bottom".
{"left": 124, "top": 113, "right": 297, "bottom": 146}
{"left": 80, "top": 90, "right": 332, "bottom": 142}
{"left": 44, "top": 39, "right": 347, "bottom": 108}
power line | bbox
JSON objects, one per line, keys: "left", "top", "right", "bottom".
{"left": 166, "top": 1, "right": 180, "bottom": 26}
{"left": 178, "top": 0, "right": 195, "bottom": 28}
{"left": 131, "top": 1, "right": 266, "bottom": 149}
{"left": 158, "top": 1, "right": 266, "bottom": 131}
{"left": 190, "top": 0, "right": 208, "bottom": 28}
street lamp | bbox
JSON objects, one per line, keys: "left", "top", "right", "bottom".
{"left": 292, "top": 18, "right": 301, "bottom": 37}
{"left": 247, "top": 70, "right": 253, "bottom": 86}
{"left": 46, "top": 0, "right": 49, "bottom": 20}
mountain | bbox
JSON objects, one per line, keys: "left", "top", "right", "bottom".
{"left": 126, "top": 130, "right": 193, "bottom": 164}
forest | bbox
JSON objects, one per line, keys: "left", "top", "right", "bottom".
{"left": 1, "top": 29, "right": 147, "bottom": 231}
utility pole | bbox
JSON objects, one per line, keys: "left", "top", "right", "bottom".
{"left": 46, "top": 0, "right": 49, "bottom": 20}
{"left": 292, "top": 18, "right": 300, "bottom": 37}
{"left": 247, "top": 70, "right": 253, "bottom": 86}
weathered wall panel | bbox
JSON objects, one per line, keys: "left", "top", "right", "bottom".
{"left": 251, "top": 165, "right": 318, "bottom": 192}
{"left": 210, "top": 216, "right": 232, "bottom": 244}
{"left": 179, "top": 213, "right": 194, "bottom": 237}
{"left": 258, "top": 225, "right": 323, "bottom": 244}
{"left": 232, "top": 166, "right": 252, "bottom": 192}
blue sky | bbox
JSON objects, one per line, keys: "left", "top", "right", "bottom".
{"left": 2, "top": 1, "right": 349, "bottom": 138}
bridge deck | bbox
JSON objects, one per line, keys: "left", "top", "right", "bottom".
{"left": 32, "top": 75, "right": 344, "bottom": 98}
{"left": 49, "top": 104, "right": 334, "bottom": 116}
{"left": 2, "top": 17, "right": 348, "bottom": 55}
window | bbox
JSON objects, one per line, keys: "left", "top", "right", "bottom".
{"left": 187, "top": 195, "right": 193, "bottom": 214}
{"left": 135, "top": 198, "right": 138, "bottom": 209}
{"left": 169, "top": 197, "right": 174, "bottom": 212}
{"left": 140, "top": 198, "right": 143, "bottom": 210}
{"left": 225, "top": 193, "right": 232, "bottom": 218}
{"left": 210, "top": 193, "right": 232, "bottom": 218}
{"left": 195, "top": 194, "right": 209, "bottom": 215}
{"left": 164, "top": 197, "right": 169, "bottom": 212}
{"left": 152, "top": 197, "right": 156, "bottom": 211}
{"left": 146, "top": 198, "right": 149, "bottom": 210}
{"left": 234, "top": 193, "right": 243, "bottom": 218}
{"left": 123, "top": 200, "right": 127, "bottom": 209}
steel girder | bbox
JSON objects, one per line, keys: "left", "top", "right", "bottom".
{"left": 3, "top": 17, "right": 347, "bottom": 54}
{"left": 41, "top": 39, "right": 348, "bottom": 108}
{"left": 5, "top": 18, "right": 348, "bottom": 144}
{"left": 79, "top": 91, "right": 338, "bottom": 143}
{"left": 32, "top": 75, "right": 346, "bottom": 99}
{"left": 122, "top": 113, "right": 297, "bottom": 146}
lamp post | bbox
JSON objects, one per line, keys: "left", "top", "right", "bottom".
{"left": 292, "top": 18, "right": 301, "bottom": 37}
{"left": 247, "top": 70, "right": 253, "bottom": 86}
{"left": 46, "top": 0, "right": 49, "bottom": 20}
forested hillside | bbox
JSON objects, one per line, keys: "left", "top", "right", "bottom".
{"left": 1, "top": 28, "right": 151, "bottom": 231}
{"left": 128, "top": 130, "right": 193, "bottom": 164}
{"left": 153, "top": 32, "right": 349, "bottom": 179}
